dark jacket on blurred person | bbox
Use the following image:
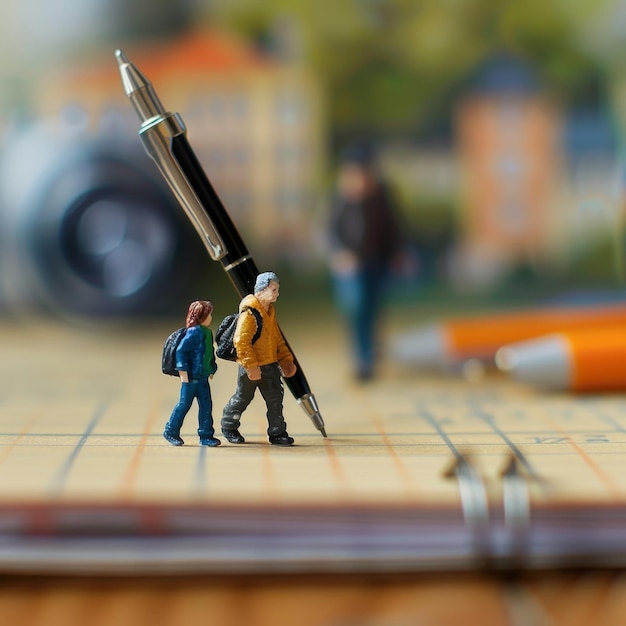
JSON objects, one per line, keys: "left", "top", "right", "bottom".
{"left": 328, "top": 142, "right": 406, "bottom": 381}
{"left": 329, "top": 180, "right": 403, "bottom": 266}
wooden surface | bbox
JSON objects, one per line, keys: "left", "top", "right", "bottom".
{"left": 2, "top": 571, "right": 626, "bottom": 626}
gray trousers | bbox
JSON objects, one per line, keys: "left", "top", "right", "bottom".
{"left": 221, "top": 363, "right": 288, "bottom": 437}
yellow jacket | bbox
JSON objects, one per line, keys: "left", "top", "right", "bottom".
{"left": 234, "top": 294, "right": 294, "bottom": 370}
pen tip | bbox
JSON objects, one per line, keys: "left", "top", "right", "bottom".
{"left": 115, "top": 49, "right": 129, "bottom": 66}
{"left": 320, "top": 428, "right": 328, "bottom": 438}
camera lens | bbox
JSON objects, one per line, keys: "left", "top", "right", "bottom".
{"left": 0, "top": 124, "right": 205, "bottom": 318}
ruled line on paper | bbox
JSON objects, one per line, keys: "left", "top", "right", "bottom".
{"left": 47, "top": 404, "right": 108, "bottom": 496}
{"left": 598, "top": 412, "right": 626, "bottom": 435}
{"left": 468, "top": 404, "right": 537, "bottom": 480}
{"left": 192, "top": 446, "right": 208, "bottom": 496}
{"left": 370, "top": 409, "right": 417, "bottom": 496}
{"left": 541, "top": 416, "right": 623, "bottom": 501}
{"left": 118, "top": 400, "right": 162, "bottom": 499}
{"left": 322, "top": 436, "right": 350, "bottom": 496}
{"left": 419, "top": 407, "right": 466, "bottom": 464}
{"left": 0, "top": 413, "right": 41, "bottom": 466}
{"left": 566, "top": 437, "right": 621, "bottom": 500}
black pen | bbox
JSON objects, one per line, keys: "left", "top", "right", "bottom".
{"left": 115, "top": 49, "right": 326, "bottom": 438}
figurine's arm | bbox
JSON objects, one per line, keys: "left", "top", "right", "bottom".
{"left": 175, "top": 328, "right": 200, "bottom": 382}
{"left": 275, "top": 322, "right": 296, "bottom": 378}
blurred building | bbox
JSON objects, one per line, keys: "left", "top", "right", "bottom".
{"left": 378, "top": 54, "right": 622, "bottom": 294}
{"left": 34, "top": 28, "right": 326, "bottom": 266}
{"left": 453, "top": 55, "right": 563, "bottom": 288}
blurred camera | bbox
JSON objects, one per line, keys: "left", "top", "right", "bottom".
{"left": 0, "top": 113, "right": 206, "bottom": 319}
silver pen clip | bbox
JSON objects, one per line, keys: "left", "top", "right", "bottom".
{"left": 140, "top": 113, "right": 227, "bottom": 261}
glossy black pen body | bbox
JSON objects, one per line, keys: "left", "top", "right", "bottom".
{"left": 115, "top": 49, "right": 326, "bottom": 437}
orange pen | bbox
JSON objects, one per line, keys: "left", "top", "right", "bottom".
{"left": 496, "top": 326, "right": 626, "bottom": 391}
{"left": 391, "top": 303, "right": 626, "bottom": 369}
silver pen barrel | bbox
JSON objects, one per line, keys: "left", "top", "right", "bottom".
{"left": 116, "top": 49, "right": 226, "bottom": 261}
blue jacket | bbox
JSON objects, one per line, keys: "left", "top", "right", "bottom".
{"left": 175, "top": 326, "right": 217, "bottom": 380}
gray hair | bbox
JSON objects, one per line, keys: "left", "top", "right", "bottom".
{"left": 254, "top": 271, "right": 279, "bottom": 293}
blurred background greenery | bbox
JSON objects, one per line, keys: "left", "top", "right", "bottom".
{"left": 0, "top": 0, "right": 625, "bottom": 322}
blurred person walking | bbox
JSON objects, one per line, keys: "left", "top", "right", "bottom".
{"left": 328, "top": 142, "right": 406, "bottom": 381}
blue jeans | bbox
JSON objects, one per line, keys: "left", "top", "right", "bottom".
{"left": 165, "top": 378, "right": 215, "bottom": 438}
{"left": 333, "top": 263, "right": 386, "bottom": 376}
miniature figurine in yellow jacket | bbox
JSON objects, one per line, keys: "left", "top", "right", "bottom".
{"left": 221, "top": 272, "right": 297, "bottom": 446}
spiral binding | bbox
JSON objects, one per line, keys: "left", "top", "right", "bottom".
{"left": 443, "top": 453, "right": 491, "bottom": 565}
{"left": 444, "top": 452, "right": 532, "bottom": 569}
{"left": 500, "top": 455, "right": 531, "bottom": 566}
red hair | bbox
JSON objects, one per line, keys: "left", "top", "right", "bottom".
{"left": 185, "top": 300, "right": 213, "bottom": 328}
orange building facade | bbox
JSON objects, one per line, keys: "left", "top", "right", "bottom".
{"left": 455, "top": 93, "right": 562, "bottom": 283}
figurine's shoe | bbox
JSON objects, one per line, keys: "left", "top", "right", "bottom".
{"left": 268, "top": 433, "right": 295, "bottom": 446}
{"left": 163, "top": 431, "right": 184, "bottom": 446}
{"left": 200, "top": 437, "right": 221, "bottom": 447}
{"left": 222, "top": 429, "right": 245, "bottom": 444}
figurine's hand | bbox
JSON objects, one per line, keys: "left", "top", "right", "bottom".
{"left": 281, "top": 361, "right": 297, "bottom": 378}
{"left": 179, "top": 371, "right": 189, "bottom": 383}
{"left": 246, "top": 366, "right": 262, "bottom": 381}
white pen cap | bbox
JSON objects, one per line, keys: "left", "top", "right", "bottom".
{"left": 390, "top": 323, "right": 447, "bottom": 368}
{"left": 495, "top": 334, "right": 572, "bottom": 389}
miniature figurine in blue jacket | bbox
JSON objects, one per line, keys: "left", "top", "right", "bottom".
{"left": 164, "top": 300, "right": 221, "bottom": 447}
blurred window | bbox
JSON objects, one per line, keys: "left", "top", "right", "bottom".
{"left": 275, "top": 91, "right": 307, "bottom": 126}
{"left": 500, "top": 198, "right": 528, "bottom": 235}
{"left": 275, "top": 142, "right": 308, "bottom": 166}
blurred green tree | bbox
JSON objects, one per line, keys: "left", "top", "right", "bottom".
{"left": 205, "top": 0, "right": 609, "bottom": 139}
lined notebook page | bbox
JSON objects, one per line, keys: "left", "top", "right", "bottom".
{"left": 2, "top": 318, "right": 626, "bottom": 508}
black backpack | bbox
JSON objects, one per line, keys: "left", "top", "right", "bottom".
{"left": 216, "top": 307, "right": 262, "bottom": 361}
{"left": 161, "top": 327, "right": 187, "bottom": 376}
